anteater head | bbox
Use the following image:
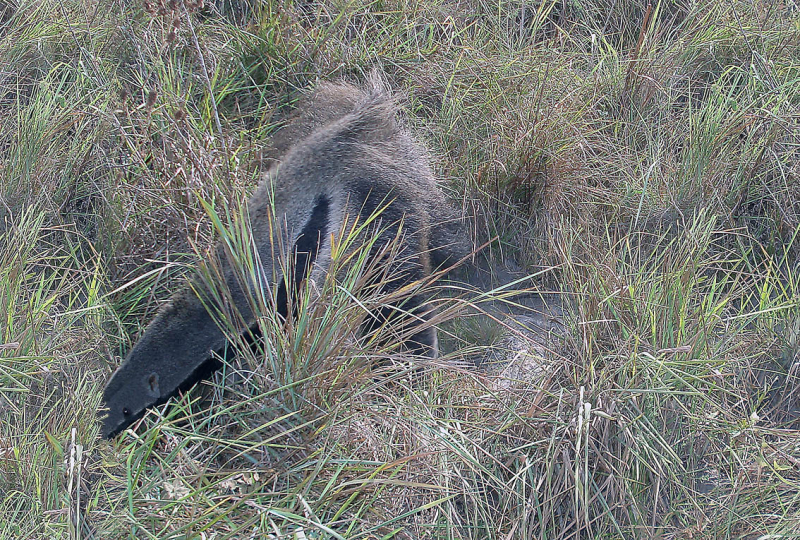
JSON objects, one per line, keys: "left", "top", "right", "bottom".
{"left": 101, "top": 361, "right": 163, "bottom": 438}
{"left": 100, "top": 292, "right": 227, "bottom": 438}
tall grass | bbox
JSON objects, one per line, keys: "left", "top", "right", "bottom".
{"left": 1, "top": 0, "right": 798, "bottom": 537}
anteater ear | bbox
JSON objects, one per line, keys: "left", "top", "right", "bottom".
{"left": 146, "top": 372, "right": 160, "bottom": 398}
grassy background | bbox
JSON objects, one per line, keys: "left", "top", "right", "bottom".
{"left": 1, "top": 0, "right": 799, "bottom": 537}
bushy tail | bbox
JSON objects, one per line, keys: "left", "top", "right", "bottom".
{"left": 337, "top": 71, "right": 400, "bottom": 142}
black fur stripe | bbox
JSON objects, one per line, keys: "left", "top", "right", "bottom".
{"left": 277, "top": 194, "right": 330, "bottom": 319}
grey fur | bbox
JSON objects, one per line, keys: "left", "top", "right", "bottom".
{"left": 100, "top": 76, "right": 471, "bottom": 438}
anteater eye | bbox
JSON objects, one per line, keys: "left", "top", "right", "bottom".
{"left": 122, "top": 407, "right": 131, "bottom": 416}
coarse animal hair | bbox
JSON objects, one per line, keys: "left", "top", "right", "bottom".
{"left": 100, "top": 74, "right": 471, "bottom": 438}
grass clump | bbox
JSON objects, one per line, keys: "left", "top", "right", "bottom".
{"left": 1, "top": 0, "right": 798, "bottom": 538}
